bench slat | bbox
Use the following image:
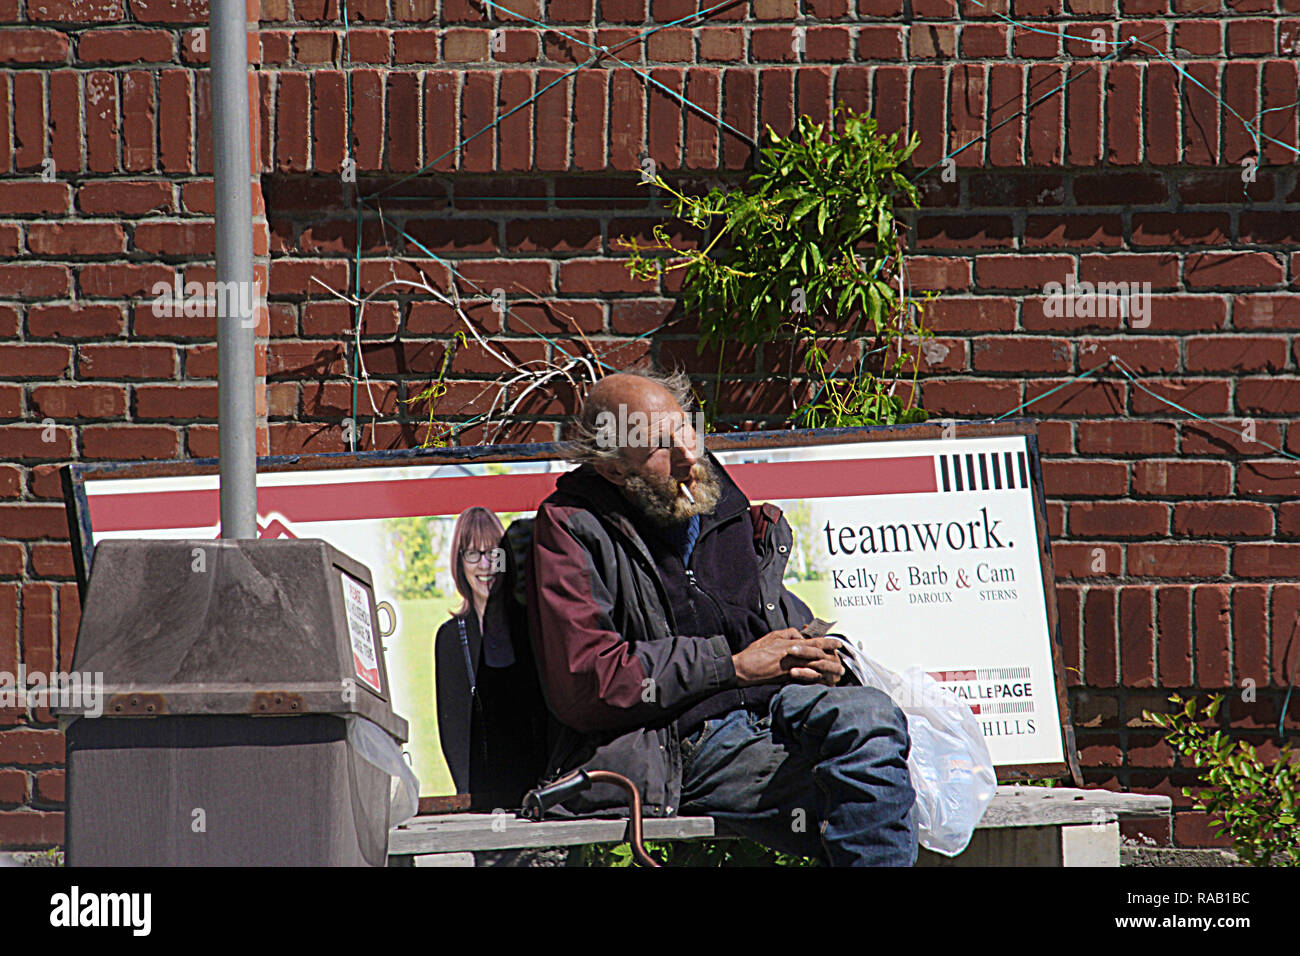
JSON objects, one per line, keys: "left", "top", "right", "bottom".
{"left": 389, "top": 787, "right": 1170, "bottom": 856}
{"left": 977, "top": 787, "right": 1171, "bottom": 829}
{"left": 390, "top": 814, "right": 717, "bottom": 855}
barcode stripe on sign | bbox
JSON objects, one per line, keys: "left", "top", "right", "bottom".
{"left": 980, "top": 700, "right": 1035, "bottom": 715}
{"left": 977, "top": 666, "right": 1031, "bottom": 680}
{"left": 934, "top": 452, "right": 1028, "bottom": 492}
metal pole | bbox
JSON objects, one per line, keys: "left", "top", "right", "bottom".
{"left": 211, "top": 0, "right": 257, "bottom": 539}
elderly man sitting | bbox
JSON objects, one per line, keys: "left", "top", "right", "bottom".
{"left": 525, "top": 367, "right": 917, "bottom": 866}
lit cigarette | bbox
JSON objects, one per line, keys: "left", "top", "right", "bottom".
{"left": 679, "top": 482, "right": 695, "bottom": 504}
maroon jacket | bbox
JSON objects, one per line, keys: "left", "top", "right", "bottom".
{"left": 525, "top": 454, "right": 813, "bottom": 816}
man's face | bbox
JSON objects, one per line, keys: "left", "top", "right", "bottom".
{"left": 592, "top": 399, "right": 720, "bottom": 525}
{"left": 623, "top": 406, "right": 701, "bottom": 485}
{"left": 622, "top": 456, "right": 721, "bottom": 527}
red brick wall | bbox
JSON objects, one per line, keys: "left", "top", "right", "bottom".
{"left": 3, "top": 0, "right": 1299, "bottom": 851}
{"left": 0, "top": 0, "right": 270, "bottom": 848}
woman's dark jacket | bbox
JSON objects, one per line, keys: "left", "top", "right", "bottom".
{"left": 436, "top": 607, "right": 549, "bottom": 806}
{"left": 433, "top": 612, "right": 477, "bottom": 795}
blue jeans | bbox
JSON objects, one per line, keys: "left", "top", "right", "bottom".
{"left": 678, "top": 683, "right": 918, "bottom": 867}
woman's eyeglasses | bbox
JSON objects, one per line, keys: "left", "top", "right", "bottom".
{"left": 461, "top": 548, "right": 503, "bottom": 568}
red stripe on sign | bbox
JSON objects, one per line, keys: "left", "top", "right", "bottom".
{"left": 86, "top": 455, "right": 937, "bottom": 532}
{"left": 89, "top": 488, "right": 218, "bottom": 532}
{"left": 88, "top": 472, "right": 566, "bottom": 533}
{"left": 725, "top": 457, "right": 935, "bottom": 501}
{"left": 929, "top": 670, "right": 978, "bottom": 682}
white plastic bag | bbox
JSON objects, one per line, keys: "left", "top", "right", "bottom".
{"left": 842, "top": 646, "right": 997, "bottom": 857}
{"left": 346, "top": 715, "right": 421, "bottom": 827}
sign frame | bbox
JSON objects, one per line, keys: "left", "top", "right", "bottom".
{"left": 61, "top": 418, "right": 1082, "bottom": 786}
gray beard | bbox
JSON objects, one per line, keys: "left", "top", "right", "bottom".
{"left": 622, "top": 459, "right": 722, "bottom": 528}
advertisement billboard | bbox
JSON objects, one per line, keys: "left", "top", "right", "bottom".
{"left": 64, "top": 420, "right": 1080, "bottom": 800}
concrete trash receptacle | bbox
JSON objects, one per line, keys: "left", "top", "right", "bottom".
{"left": 54, "top": 538, "right": 415, "bottom": 867}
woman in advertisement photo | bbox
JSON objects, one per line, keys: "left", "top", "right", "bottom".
{"left": 433, "top": 505, "right": 548, "bottom": 806}
{"left": 434, "top": 506, "right": 506, "bottom": 796}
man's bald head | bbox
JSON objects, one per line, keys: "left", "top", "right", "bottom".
{"left": 566, "top": 367, "right": 696, "bottom": 466}
{"left": 580, "top": 372, "right": 683, "bottom": 436}
{"left": 566, "top": 367, "right": 719, "bottom": 523}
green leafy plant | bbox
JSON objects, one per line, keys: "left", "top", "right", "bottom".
{"left": 1144, "top": 694, "right": 1300, "bottom": 866}
{"left": 792, "top": 336, "right": 927, "bottom": 428}
{"left": 617, "top": 104, "right": 932, "bottom": 428}
{"left": 576, "top": 838, "right": 817, "bottom": 867}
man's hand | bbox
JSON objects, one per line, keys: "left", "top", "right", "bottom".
{"left": 732, "top": 629, "right": 845, "bottom": 688}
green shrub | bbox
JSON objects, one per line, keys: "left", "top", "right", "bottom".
{"left": 1144, "top": 694, "right": 1300, "bottom": 866}
{"left": 617, "top": 105, "right": 932, "bottom": 429}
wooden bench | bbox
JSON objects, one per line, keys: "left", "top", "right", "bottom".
{"left": 387, "top": 785, "right": 1172, "bottom": 867}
